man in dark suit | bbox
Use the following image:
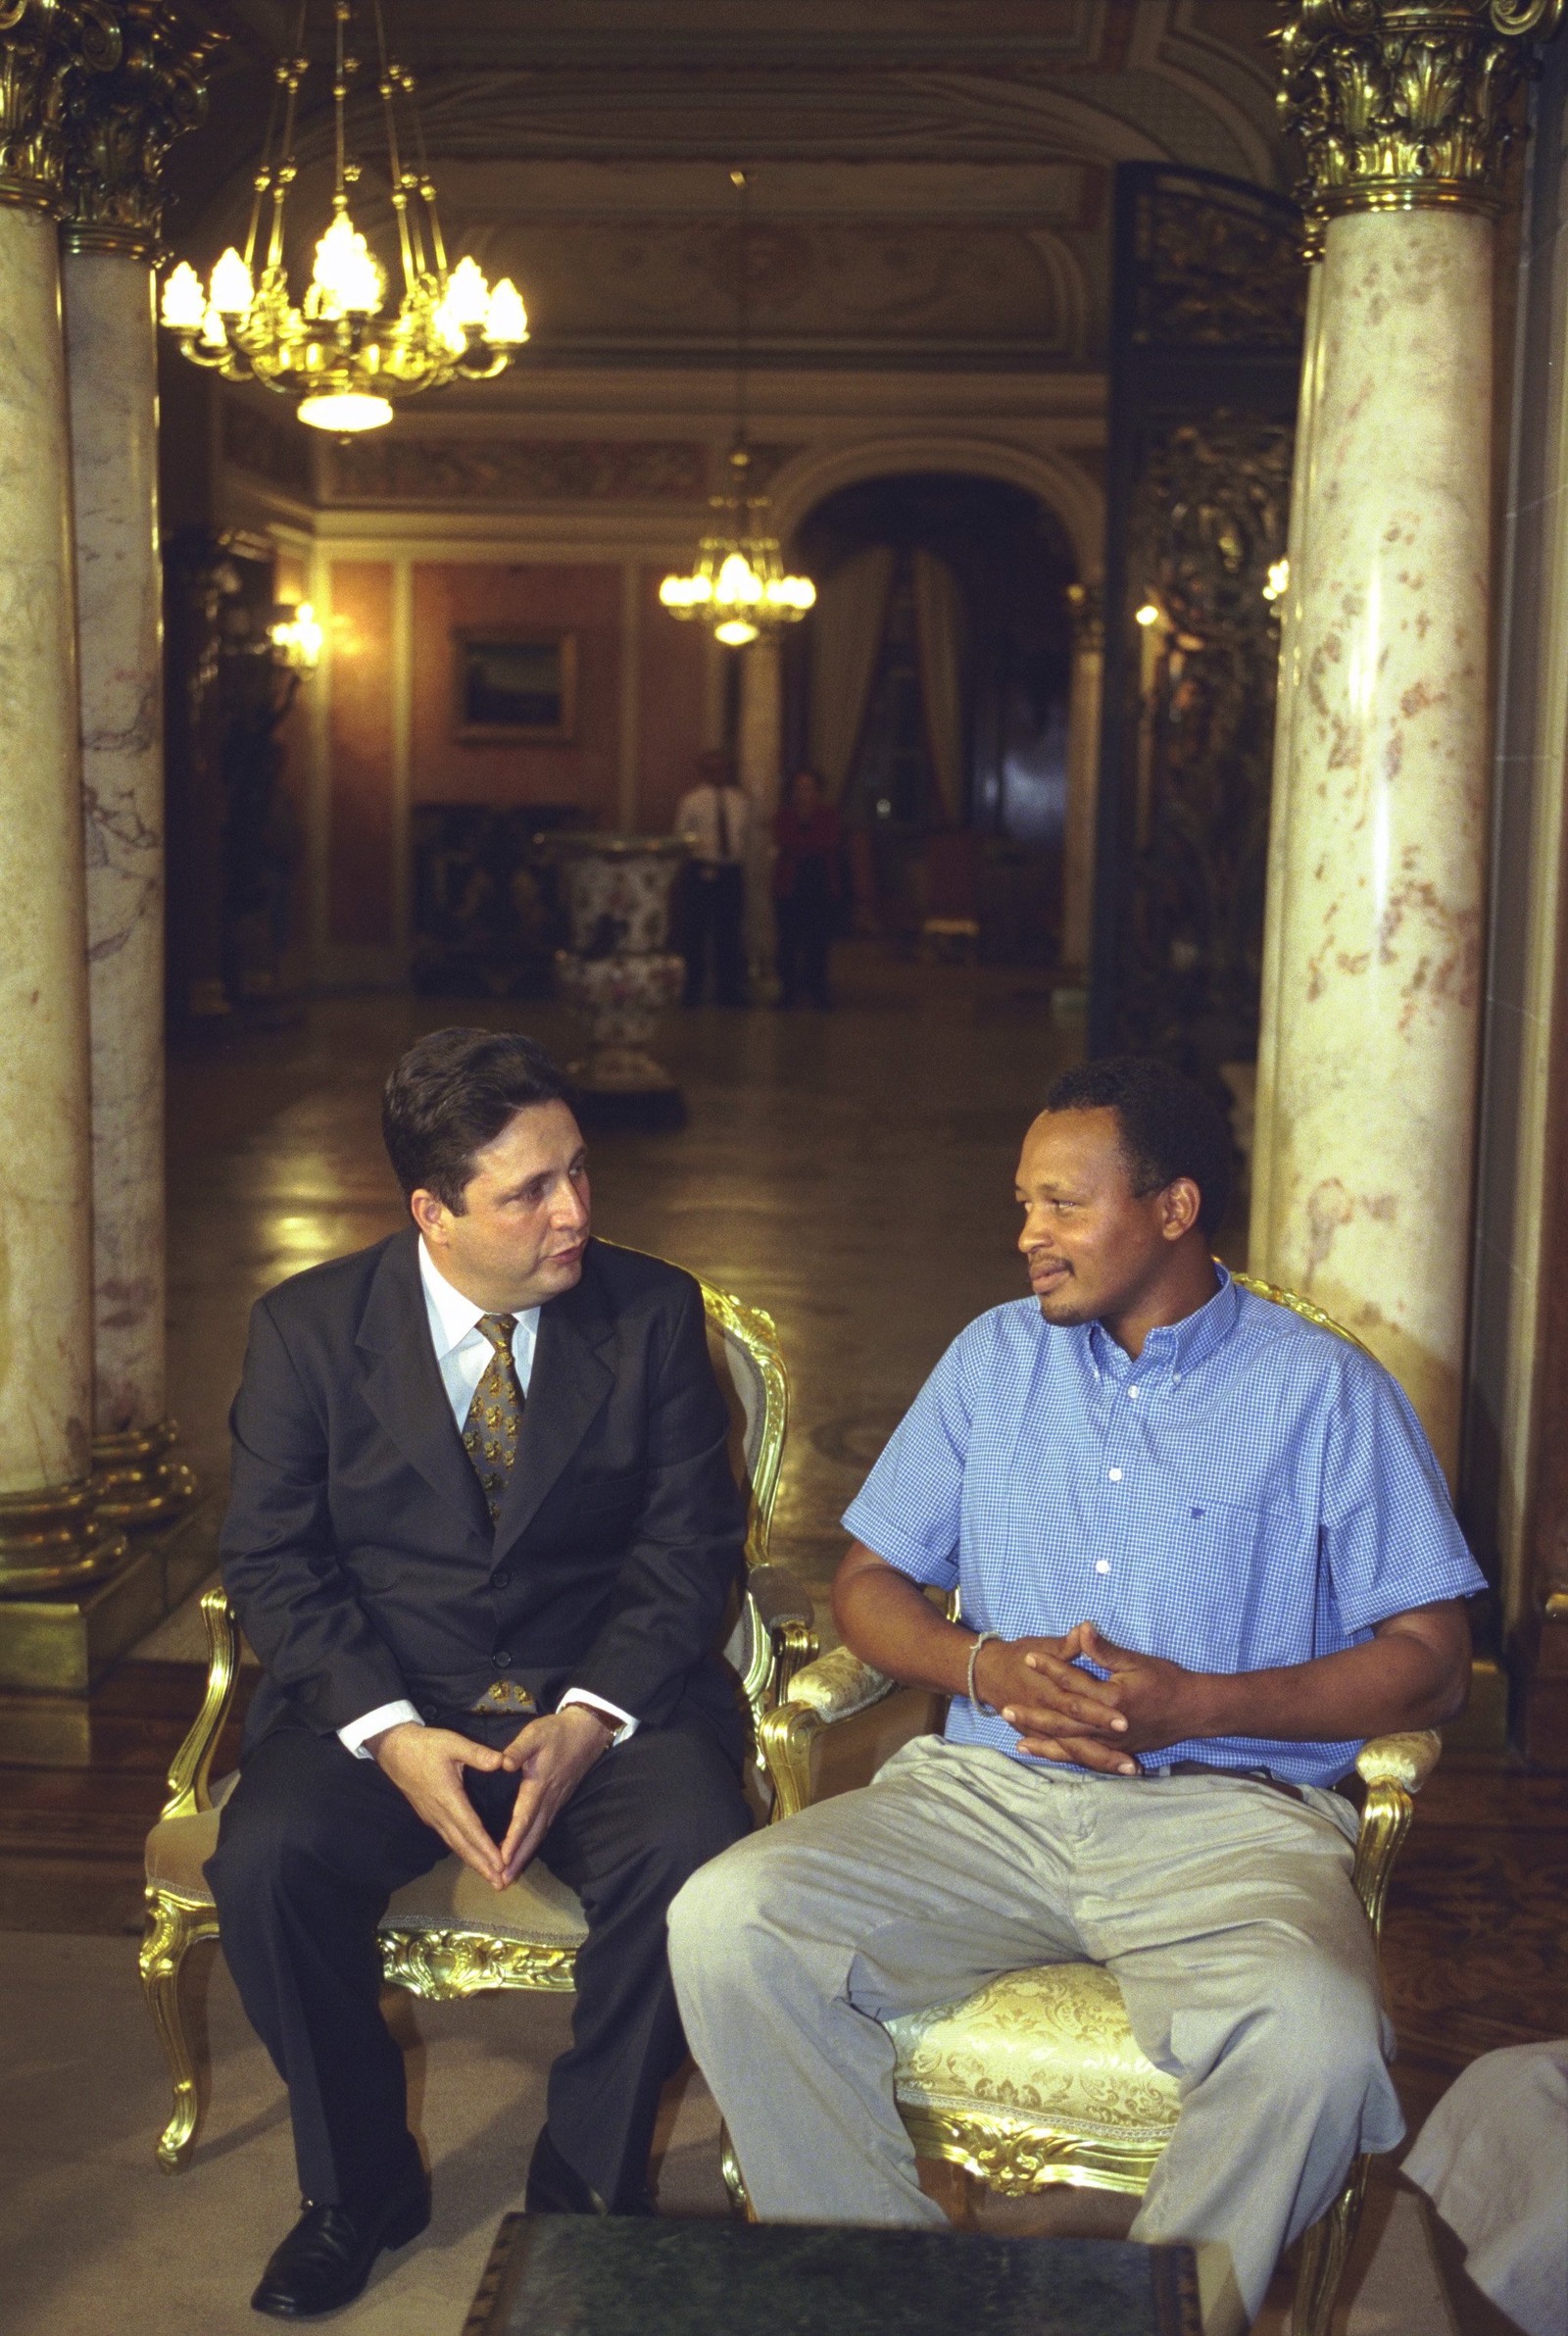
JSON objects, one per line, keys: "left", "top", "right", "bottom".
{"left": 208, "top": 1027, "right": 752, "bottom": 2318}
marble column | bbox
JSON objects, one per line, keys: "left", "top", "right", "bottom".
{"left": 1254, "top": 1, "right": 1561, "bottom": 1477}
{"left": 1059, "top": 583, "right": 1103, "bottom": 982}
{"left": 0, "top": 205, "right": 122, "bottom": 1591}
{"left": 54, "top": 4, "right": 213, "bottom": 1529}
{"left": 64, "top": 249, "right": 194, "bottom": 1525}
{"left": 1249, "top": 254, "right": 1325, "bottom": 1263}
{"left": 738, "top": 638, "right": 783, "bottom": 976}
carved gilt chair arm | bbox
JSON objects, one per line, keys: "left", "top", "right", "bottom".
{"left": 160, "top": 1586, "right": 240, "bottom": 1822}
{"left": 759, "top": 1644, "right": 912, "bottom": 1820}
{"left": 1349, "top": 1728, "right": 1442, "bottom": 1934}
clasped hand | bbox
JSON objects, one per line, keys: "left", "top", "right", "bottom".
{"left": 973, "top": 1623, "right": 1196, "bottom": 1773}
{"left": 370, "top": 1706, "right": 614, "bottom": 1889}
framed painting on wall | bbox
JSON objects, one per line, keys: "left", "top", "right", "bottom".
{"left": 454, "top": 628, "right": 578, "bottom": 744}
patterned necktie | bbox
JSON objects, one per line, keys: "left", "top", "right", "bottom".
{"left": 462, "top": 1314, "right": 523, "bottom": 1524}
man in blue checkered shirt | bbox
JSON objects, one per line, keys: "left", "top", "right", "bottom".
{"left": 671, "top": 1057, "right": 1483, "bottom": 2330}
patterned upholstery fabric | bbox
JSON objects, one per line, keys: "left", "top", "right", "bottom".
{"left": 888, "top": 1963, "right": 1181, "bottom": 2144}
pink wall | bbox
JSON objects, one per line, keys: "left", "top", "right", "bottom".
{"left": 327, "top": 562, "right": 395, "bottom": 946}
{"left": 410, "top": 562, "right": 621, "bottom": 816}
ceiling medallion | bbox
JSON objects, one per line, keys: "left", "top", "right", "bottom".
{"left": 659, "top": 169, "right": 814, "bottom": 650}
{"left": 158, "top": 0, "right": 527, "bottom": 432}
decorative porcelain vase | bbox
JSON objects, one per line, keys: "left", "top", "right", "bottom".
{"left": 546, "top": 834, "right": 689, "bottom": 1125}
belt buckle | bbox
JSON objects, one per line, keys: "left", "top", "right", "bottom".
{"left": 470, "top": 1680, "right": 537, "bottom": 1716}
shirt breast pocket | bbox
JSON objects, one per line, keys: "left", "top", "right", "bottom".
{"left": 1152, "top": 1487, "right": 1277, "bottom": 1669}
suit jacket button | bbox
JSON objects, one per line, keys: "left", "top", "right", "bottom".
{"left": 495, "top": 1651, "right": 514, "bottom": 1667}
{"left": 494, "top": 1569, "right": 512, "bottom": 1589}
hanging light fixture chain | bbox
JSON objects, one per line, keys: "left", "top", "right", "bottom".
{"left": 242, "top": 42, "right": 289, "bottom": 277}
{"left": 732, "top": 164, "right": 751, "bottom": 455}
{"left": 265, "top": 0, "right": 310, "bottom": 276}
{"left": 371, "top": 0, "right": 418, "bottom": 293}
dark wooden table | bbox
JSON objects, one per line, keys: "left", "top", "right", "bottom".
{"left": 464, "top": 2214, "right": 1202, "bottom": 2336}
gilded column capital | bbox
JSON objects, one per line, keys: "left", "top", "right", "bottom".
{"left": 1066, "top": 580, "right": 1104, "bottom": 654}
{"left": 61, "top": 2, "right": 220, "bottom": 261}
{"left": 0, "top": 0, "right": 119, "bottom": 213}
{"left": 1275, "top": 0, "right": 1566, "bottom": 218}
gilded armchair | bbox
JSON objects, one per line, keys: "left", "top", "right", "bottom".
{"left": 755, "top": 1275, "right": 1440, "bottom": 2336}
{"left": 141, "top": 1274, "right": 813, "bottom": 2174}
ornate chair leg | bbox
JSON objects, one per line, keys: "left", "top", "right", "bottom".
{"left": 139, "top": 1888, "right": 220, "bottom": 2172}
{"left": 1292, "top": 2154, "right": 1369, "bottom": 2336}
{"left": 718, "top": 2123, "right": 754, "bottom": 2220}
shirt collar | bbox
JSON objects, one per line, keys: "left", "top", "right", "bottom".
{"left": 417, "top": 1237, "right": 488, "bottom": 1359}
{"left": 1085, "top": 1263, "right": 1239, "bottom": 1381}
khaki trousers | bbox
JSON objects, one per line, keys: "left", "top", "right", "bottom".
{"left": 668, "top": 1736, "right": 1403, "bottom": 2326}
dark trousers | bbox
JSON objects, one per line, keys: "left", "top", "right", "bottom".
{"left": 774, "top": 878, "right": 833, "bottom": 1008}
{"left": 681, "top": 864, "right": 748, "bottom": 1007}
{"left": 206, "top": 1710, "right": 750, "bottom": 2212}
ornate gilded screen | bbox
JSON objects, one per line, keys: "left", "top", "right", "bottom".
{"left": 1089, "top": 165, "right": 1305, "bottom": 1086}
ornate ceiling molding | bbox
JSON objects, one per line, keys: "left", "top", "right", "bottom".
{"left": 1275, "top": 0, "right": 1567, "bottom": 218}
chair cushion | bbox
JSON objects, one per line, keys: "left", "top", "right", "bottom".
{"left": 145, "top": 1797, "right": 589, "bottom": 1950}
{"left": 888, "top": 1963, "right": 1181, "bottom": 2145}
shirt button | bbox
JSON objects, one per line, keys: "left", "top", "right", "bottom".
{"left": 494, "top": 1569, "right": 512, "bottom": 1589}
{"left": 1128, "top": 1385, "right": 1139, "bottom": 1399}
{"left": 1095, "top": 1559, "right": 1111, "bottom": 1574}
{"left": 1108, "top": 1466, "right": 1123, "bottom": 1482}
{"left": 495, "top": 1651, "right": 514, "bottom": 1667}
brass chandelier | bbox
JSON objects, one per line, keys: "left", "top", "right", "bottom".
{"left": 660, "top": 170, "right": 814, "bottom": 649}
{"left": 159, "top": 0, "right": 527, "bottom": 433}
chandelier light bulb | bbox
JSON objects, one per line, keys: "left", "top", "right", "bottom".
{"left": 715, "top": 551, "right": 763, "bottom": 606}
{"left": 1135, "top": 601, "right": 1161, "bottom": 628}
{"left": 297, "top": 388, "right": 394, "bottom": 432}
{"left": 440, "top": 254, "right": 491, "bottom": 332}
{"left": 310, "top": 212, "right": 384, "bottom": 318}
{"left": 161, "top": 261, "right": 206, "bottom": 332}
{"left": 714, "top": 619, "right": 760, "bottom": 647}
{"left": 485, "top": 276, "right": 528, "bottom": 347}
{"left": 209, "top": 246, "right": 255, "bottom": 316}
{"left": 199, "top": 301, "right": 228, "bottom": 350}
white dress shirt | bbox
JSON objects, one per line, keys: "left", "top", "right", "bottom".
{"left": 338, "top": 1241, "right": 637, "bottom": 1758}
{"left": 674, "top": 782, "right": 751, "bottom": 866}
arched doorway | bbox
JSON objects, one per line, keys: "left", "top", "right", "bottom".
{"left": 782, "top": 471, "right": 1079, "bottom": 963}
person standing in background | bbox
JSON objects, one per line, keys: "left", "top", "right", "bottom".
{"left": 673, "top": 749, "right": 752, "bottom": 1008}
{"left": 772, "top": 767, "right": 842, "bottom": 1010}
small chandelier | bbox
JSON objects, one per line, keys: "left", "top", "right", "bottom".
{"left": 158, "top": 0, "right": 527, "bottom": 432}
{"left": 660, "top": 170, "right": 814, "bottom": 649}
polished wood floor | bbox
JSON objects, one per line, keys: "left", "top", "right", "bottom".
{"left": 3, "top": 955, "right": 1564, "bottom": 2133}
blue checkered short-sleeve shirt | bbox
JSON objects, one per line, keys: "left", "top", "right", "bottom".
{"left": 842, "top": 1268, "right": 1485, "bottom": 1788}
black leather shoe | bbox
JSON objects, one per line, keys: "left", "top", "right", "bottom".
{"left": 524, "top": 2124, "right": 654, "bottom": 2217}
{"left": 251, "top": 2167, "right": 430, "bottom": 2318}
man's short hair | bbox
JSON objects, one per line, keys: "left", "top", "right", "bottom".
{"left": 382, "top": 1028, "right": 575, "bottom": 1211}
{"left": 1042, "top": 1056, "right": 1234, "bottom": 1236}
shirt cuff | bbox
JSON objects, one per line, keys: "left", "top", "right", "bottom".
{"left": 339, "top": 1700, "right": 423, "bottom": 1760}
{"left": 842, "top": 1494, "right": 960, "bottom": 1589}
{"left": 559, "top": 1688, "right": 638, "bottom": 1745}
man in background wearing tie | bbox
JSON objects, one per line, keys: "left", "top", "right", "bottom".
{"left": 673, "top": 747, "right": 752, "bottom": 1008}
{"left": 208, "top": 1027, "right": 751, "bottom": 2318}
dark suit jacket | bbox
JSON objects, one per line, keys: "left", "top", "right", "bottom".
{"left": 220, "top": 1230, "right": 746, "bottom": 1750}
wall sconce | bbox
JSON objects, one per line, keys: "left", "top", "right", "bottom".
{"left": 268, "top": 602, "right": 323, "bottom": 673}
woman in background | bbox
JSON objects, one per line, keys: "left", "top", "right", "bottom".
{"left": 772, "top": 768, "right": 842, "bottom": 1010}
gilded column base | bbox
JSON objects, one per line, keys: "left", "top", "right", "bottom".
{"left": 0, "top": 1479, "right": 128, "bottom": 1597}
{"left": 91, "top": 1418, "right": 198, "bottom": 1530}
